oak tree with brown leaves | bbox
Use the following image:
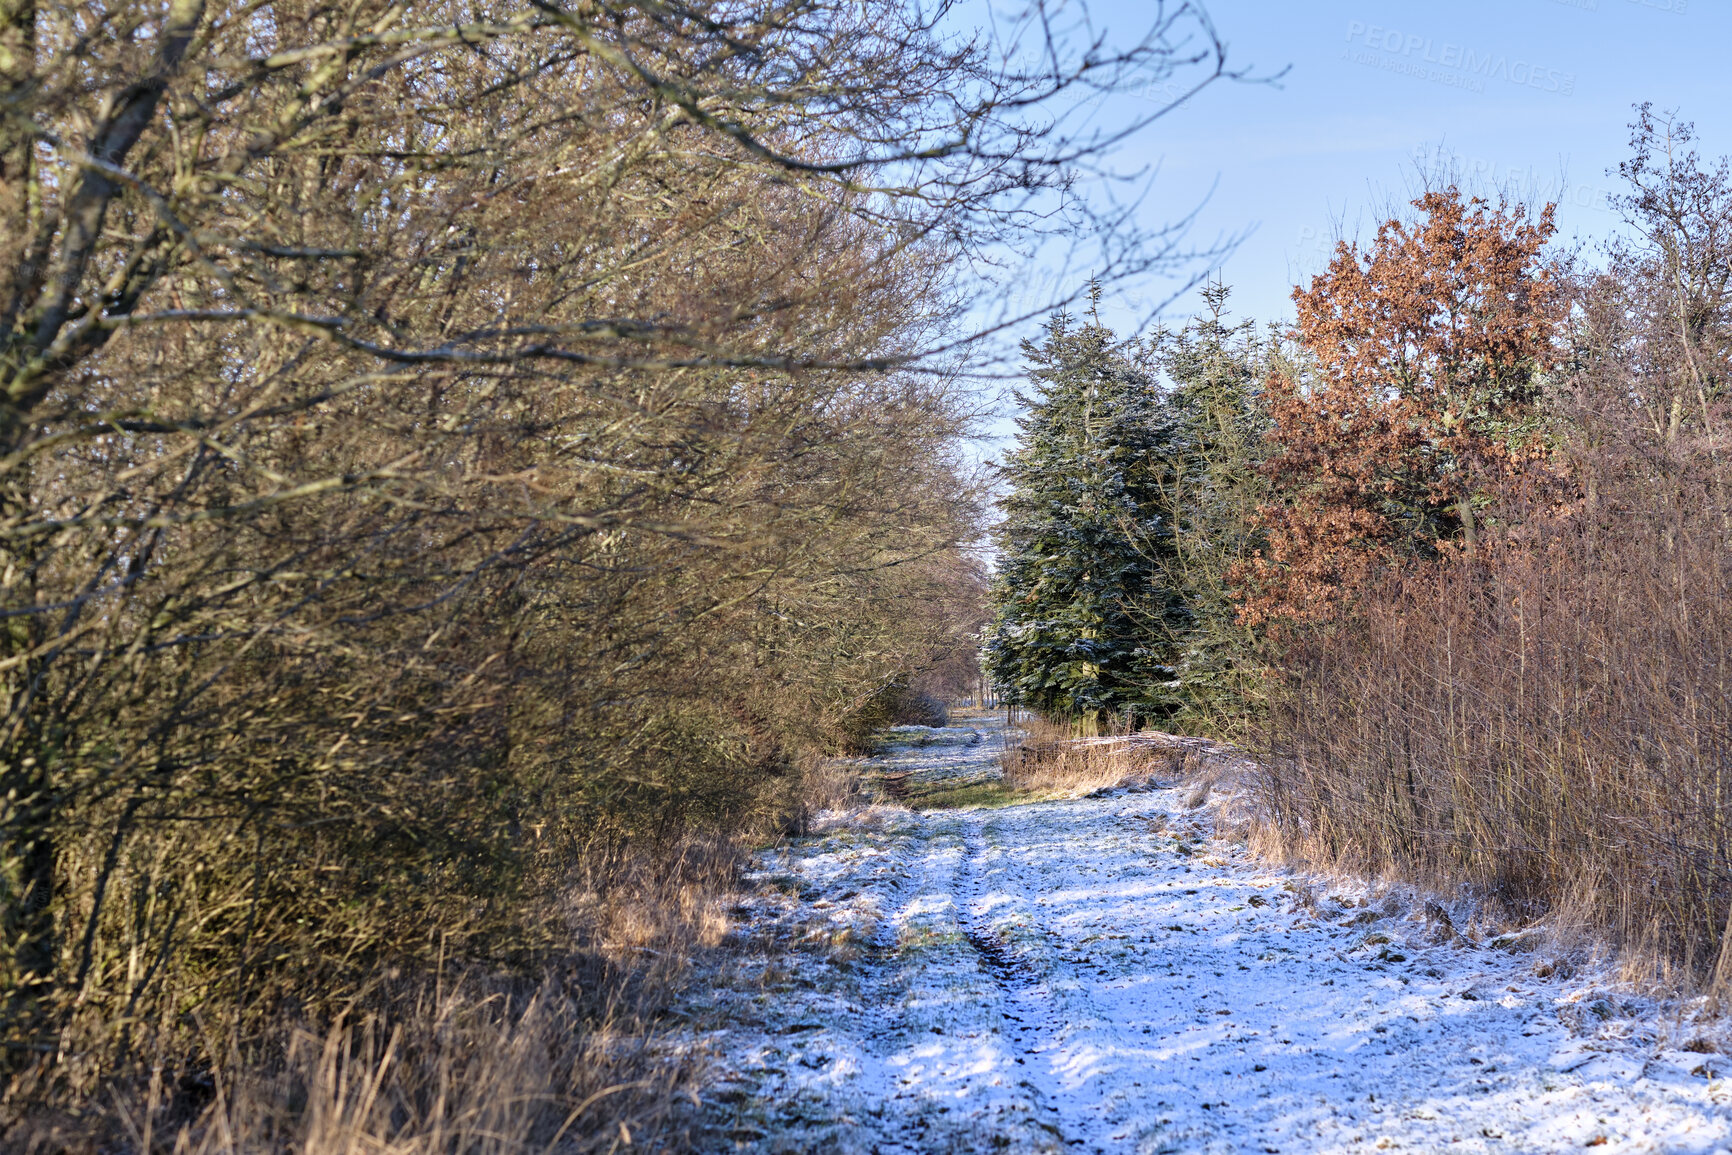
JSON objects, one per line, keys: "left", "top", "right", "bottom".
{"left": 1238, "top": 188, "right": 1559, "bottom": 629}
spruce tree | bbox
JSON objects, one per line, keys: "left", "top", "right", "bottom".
{"left": 1150, "top": 282, "right": 1276, "bottom": 730}
{"left": 984, "top": 292, "right": 1184, "bottom": 729}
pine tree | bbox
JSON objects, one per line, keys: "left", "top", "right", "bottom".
{"left": 983, "top": 292, "right": 1184, "bottom": 729}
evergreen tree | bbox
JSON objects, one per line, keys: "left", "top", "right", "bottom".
{"left": 984, "top": 293, "right": 1184, "bottom": 729}
{"left": 1148, "top": 282, "right": 1277, "bottom": 730}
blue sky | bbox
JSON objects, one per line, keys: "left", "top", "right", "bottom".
{"left": 1054, "top": 0, "right": 1724, "bottom": 332}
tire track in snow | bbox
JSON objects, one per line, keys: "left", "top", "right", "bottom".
{"left": 963, "top": 800, "right": 1239, "bottom": 1154}
{"left": 958, "top": 821, "right": 1071, "bottom": 1146}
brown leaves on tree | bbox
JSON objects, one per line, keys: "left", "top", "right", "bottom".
{"left": 1237, "top": 187, "right": 1560, "bottom": 629}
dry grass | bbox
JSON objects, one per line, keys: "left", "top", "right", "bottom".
{"left": 999, "top": 716, "right": 1187, "bottom": 795}
{"left": 25, "top": 978, "right": 701, "bottom": 1155}
{"left": 4, "top": 838, "right": 744, "bottom": 1154}
{"left": 790, "top": 755, "right": 870, "bottom": 830}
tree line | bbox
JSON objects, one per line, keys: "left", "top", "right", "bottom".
{"left": 988, "top": 105, "right": 1732, "bottom": 988}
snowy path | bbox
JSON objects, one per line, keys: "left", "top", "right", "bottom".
{"left": 689, "top": 719, "right": 1732, "bottom": 1153}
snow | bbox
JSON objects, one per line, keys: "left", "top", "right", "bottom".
{"left": 687, "top": 716, "right": 1732, "bottom": 1153}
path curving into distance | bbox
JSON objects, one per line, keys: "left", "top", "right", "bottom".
{"left": 687, "top": 717, "right": 1732, "bottom": 1154}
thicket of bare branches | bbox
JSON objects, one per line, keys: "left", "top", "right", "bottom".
{"left": 0, "top": 0, "right": 1233, "bottom": 1145}
{"left": 1257, "top": 109, "right": 1732, "bottom": 990}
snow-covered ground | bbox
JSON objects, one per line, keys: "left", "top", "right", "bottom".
{"left": 685, "top": 716, "right": 1732, "bottom": 1153}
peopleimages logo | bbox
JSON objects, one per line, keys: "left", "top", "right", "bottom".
{"left": 1343, "top": 22, "right": 1576, "bottom": 97}
{"left": 1413, "top": 148, "right": 1618, "bottom": 214}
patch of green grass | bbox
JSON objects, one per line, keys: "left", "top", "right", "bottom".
{"left": 906, "top": 779, "right": 1057, "bottom": 810}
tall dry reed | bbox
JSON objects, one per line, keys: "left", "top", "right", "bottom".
{"left": 1261, "top": 486, "right": 1732, "bottom": 987}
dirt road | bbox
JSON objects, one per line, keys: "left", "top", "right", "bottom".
{"left": 687, "top": 719, "right": 1732, "bottom": 1153}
